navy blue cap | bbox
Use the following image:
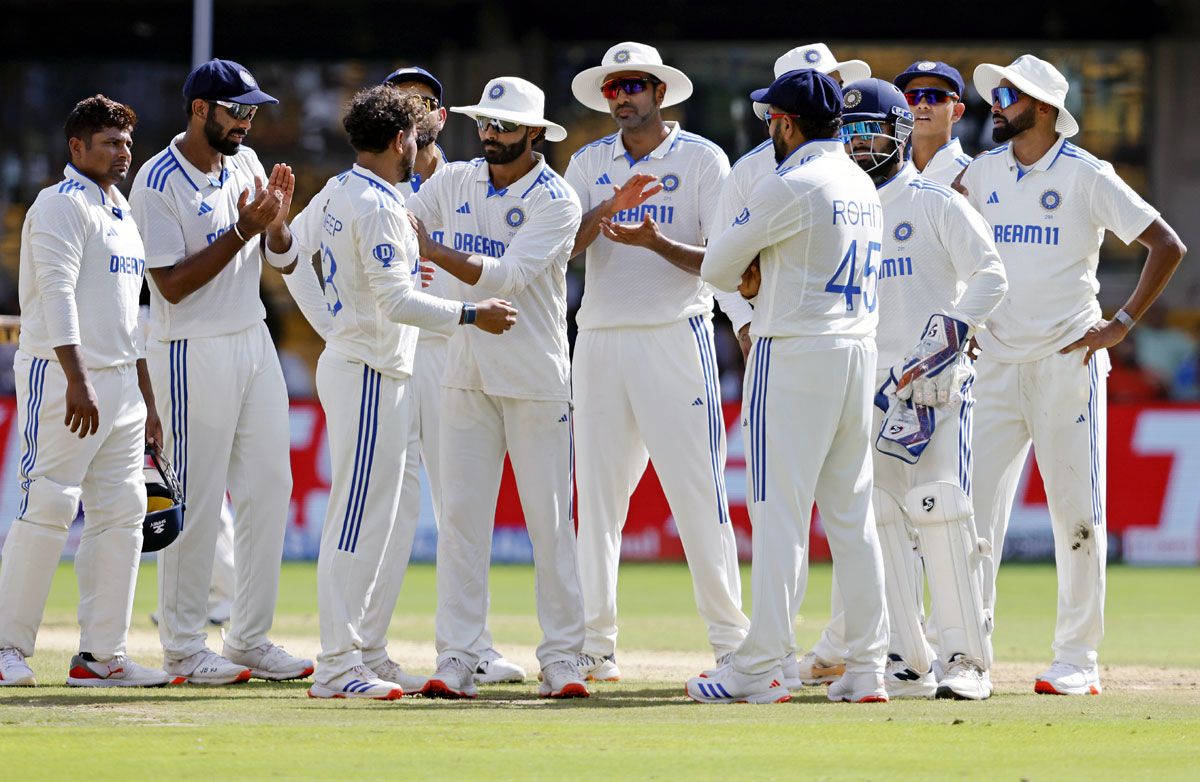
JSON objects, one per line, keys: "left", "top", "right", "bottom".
{"left": 840, "top": 79, "right": 912, "bottom": 123}
{"left": 893, "top": 61, "right": 965, "bottom": 98}
{"left": 183, "top": 59, "right": 277, "bottom": 105}
{"left": 750, "top": 69, "right": 842, "bottom": 120}
{"left": 384, "top": 66, "right": 443, "bottom": 102}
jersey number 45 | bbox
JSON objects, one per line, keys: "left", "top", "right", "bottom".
{"left": 825, "top": 239, "right": 881, "bottom": 313}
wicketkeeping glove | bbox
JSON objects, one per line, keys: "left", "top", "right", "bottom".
{"left": 890, "top": 314, "right": 971, "bottom": 408}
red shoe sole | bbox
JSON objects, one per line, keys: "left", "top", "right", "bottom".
{"left": 541, "top": 683, "right": 590, "bottom": 698}
{"left": 1035, "top": 680, "right": 1100, "bottom": 695}
{"left": 421, "top": 680, "right": 477, "bottom": 699}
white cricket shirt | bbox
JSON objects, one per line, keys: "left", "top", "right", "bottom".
{"left": 565, "top": 122, "right": 745, "bottom": 330}
{"left": 398, "top": 144, "right": 453, "bottom": 346}
{"left": 916, "top": 137, "right": 972, "bottom": 187}
{"left": 288, "top": 165, "right": 462, "bottom": 379}
{"left": 963, "top": 136, "right": 1159, "bottom": 362}
{"left": 873, "top": 163, "right": 1006, "bottom": 369}
{"left": 702, "top": 139, "right": 882, "bottom": 341}
{"left": 130, "top": 134, "right": 270, "bottom": 341}
{"left": 19, "top": 165, "right": 144, "bottom": 368}
{"left": 407, "top": 153, "right": 580, "bottom": 401}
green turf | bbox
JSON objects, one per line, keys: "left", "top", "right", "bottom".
{"left": 2, "top": 562, "right": 1198, "bottom": 781}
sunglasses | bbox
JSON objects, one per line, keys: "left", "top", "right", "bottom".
{"left": 600, "top": 77, "right": 658, "bottom": 99}
{"left": 762, "top": 112, "right": 801, "bottom": 126}
{"left": 211, "top": 100, "right": 257, "bottom": 121}
{"left": 475, "top": 115, "right": 522, "bottom": 134}
{"left": 416, "top": 96, "right": 440, "bottom": 113}
{"left": 991, "top": 87, "right": 1023, "bottom": 109}
{"left": 904, "top": 88, "right": 959, "bottom": 106}
{"left": 839, "top": 121, "right": 886, "bottom": 142}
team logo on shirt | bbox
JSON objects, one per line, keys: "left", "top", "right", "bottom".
{"left": 488, "top": 83, "right": 505, "bottom": 100}
{"left": 843, "top": 90, "right": 863, "bottom": 109}
{"left": 505, "top": 207, "right": 526, "bottom": 229}
{"left": 239, "top": 69, "right": 257, "bottom": 89}
{"left": 1040, "top": 189, "right": 1062, "bottom": 211}
{"left": 893, "top": 221, "right": 914, "bottom": 242}
{"left": 660, "top": 173, "right": 680, "bottom": 192}
{"left": 804, "top": 49, "right": 821, "bottom": 64}
{"left": 917, "top": 61, "right": 937, "bottom": 71}
{"left": 614, "top": 50, "right": 631, "bottom": 64}
{"left": 733, "top": 207, "right": 750, "bottom": 226}
{"left": 372, "top": 243, "right": 396, "bottom": 267}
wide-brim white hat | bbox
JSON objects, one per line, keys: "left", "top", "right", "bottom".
{"left": 752, "top": 43, "right": 871, "bottom": 119}
{"left": 973, "top": 54, "right": 1079, "bottom": 138}
{"left": 571, "top": 41, "right": 693, "bottom": 113}
{"left": 450, "top": 76, "right": 567, "bottom": 142}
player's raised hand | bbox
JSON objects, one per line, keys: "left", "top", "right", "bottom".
{"left": 235, "top": 175, "right": 281, "bottom": 237}
{"left": 472, "top": 298, "right": 518, "bottom": 334}
{"left": 738, "top": 256, "right": 761, "bottom": 300}
{"left": 599, "top": 214, "right": 663, "bottom": 249}
{"left": 608, "top": 173, "right": 663, "bottom": 215}
{"left": 265, "top": 163, "right": 295, "bottom": 228}
{"left": 1059, "top": 317, "right": 1129, "bottom": 365}
{"left": 64, "top": 377, "right": 100, "bottom": 439}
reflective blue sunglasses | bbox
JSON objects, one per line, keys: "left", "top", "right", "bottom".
{"left": 839, "top": 121, "right": 885, "bottom": 142}
{"left": 991, "top": 87, "right": 1022, "bottom": 109}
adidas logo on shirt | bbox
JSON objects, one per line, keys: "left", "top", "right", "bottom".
{"left": 692, "top": 398, "right": 703, "bottom": 406}
{"left": 986, "top": 191, "right": 1000, "bottom": 204}
{"left": 197, "top": 201, "right": 213, "bottom": 216}
{"left": 456, "top": 202, "right": 471, "bottom": 214}
{"left": 1076, "top": 414, "right": 1086, "bottom": 423}
{"left": 557, "top": 413, "right": 569, "bottom": 423}
{"left": 595, "top": 173, "right": 611, "bottom": 185}
{"left": 106, "top": 226, "right": 119, "bottom": 237}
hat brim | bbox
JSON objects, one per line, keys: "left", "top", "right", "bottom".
{"left": 570, "top": 63, "right": 693, "bottom": 113}
{"left": 973, "top": 63, "right": 1078, "bottom": 138}
{"left": 384, "top": 71, "right": 443, "bottom": 102}
{"left": 449, "top": 105, "right": 567, "bottom": 143}
{"left": 893, "top": 70, "right": 963, "bottom": 97}
{"left": 212, "top": 87, "right": 278, "bottom": 106}
{"left": 828, "top": 60, "right": 871, "bottom": 86}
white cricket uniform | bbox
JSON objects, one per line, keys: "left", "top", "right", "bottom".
{"left": 564, "top": 123, "right": 750, "bottom": 660}
{"left": 286, "top": 164, "right": 461, "bottom": 683}
{"left": 0, "top": 166, "right": 147, "bottom": 659}
{"left": 407, "top": 153, "right": 585, "bottom": 669}
{"left": 964, "top": 136, "right": 1158, "bottom": 668}
{"left": 701, "top": 139, "right": 888, "bottom": 677}
{"left": 916, "top": 138, "right": 972, "bottom": 187}
{"left": 130, "top": 136, "right": 292, "bottom": 661}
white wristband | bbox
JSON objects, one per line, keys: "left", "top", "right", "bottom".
{"left": 1114, "top": 308, "right": 1136, "bottom": 329}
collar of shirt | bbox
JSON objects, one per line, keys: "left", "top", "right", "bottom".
{"left": 775, "top": 138, "right": 845, "bottom": 171}
{"left": 924, "top": 137, "right": 963, "bottom": 168}
{"left": 875, "top": 161, "right": 919, "bottom": 206}
{"left": 473, "top": 151, "right": 548, "bottom": 199}
{"left": 60, "top": 163, "right": 129, "bottom": 218}
{"left": 170, "top": 132, "right": 238, "bottom": 190}
{"left": 611, "top": 121, "right": 682, "bottom": 165}
{"left": 1001, "top": 134, "right": 1066, "bottom": 180}
{"left": 350, "top": 162, "right": 405, "bottom": 201}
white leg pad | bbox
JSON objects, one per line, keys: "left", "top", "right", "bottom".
{"left": 874, "top": 487, "right": 933, "bottom": 673}
{"left": 904, "top": 481, "right": 993, "bottom": 669}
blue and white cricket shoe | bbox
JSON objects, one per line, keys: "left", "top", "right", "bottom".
{"left": 686, "top": 664, "right": 790, "bottom": 704}
{"left": 307, "top": 665, "right": 403, "bottom": 700}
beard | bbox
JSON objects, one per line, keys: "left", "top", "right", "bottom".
{"left": 203, "top": 111, "right": 242, "bottom": 156}
{"left": 611, "top": 101, "right": 656, "bottom": 131}
{"left": 482, "top": 135, "right": 527, "bottom": 165}
{"left": 415, "top": 115, "right": 440, "bottom": 150}
{"left": 771, "top": 123, "right": 788, "bottom": 165}
{"left": 992, "top": 103, "right": 1036, "bottom": 143}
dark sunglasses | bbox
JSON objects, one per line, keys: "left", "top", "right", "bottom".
{"left": 475, "top": 115, "right": 522, "bottom": 134}
{"left": 991, "top": 87, "right": 1022, "bottom": 109}
{"left": 211, "top": 100, "right": 257, "bottom": 121}
{"left": 600, "top": 77, "right": 658, "bottom": 99}
{"left": 416, "top": 96, "right": 440, "bottom": 113}
{"left": 904, "top": 88, "right": 959, "bottom": 106}
{"left": 839, "top": 121, "right": 886, "bottom": 142}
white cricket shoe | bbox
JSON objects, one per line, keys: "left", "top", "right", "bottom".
{"left": 0, "top": 646, "right": 36, "bottom": 686}
{"left": 575, "top": 652, "right": 620, "bottom": 682}
{"left": 308, "top": 665, "right": 403, "bottom": 700}
{"left": 687, "top": 664, "right": 790, "bottom": 704}
{"left": 223, "top": 641, "right": 314, "bottom": 681}
{"left": 164, "top": 648, "right": 251, "bottom": 685}
{"left": 473, "top": 647, "right": 526, "bottom": 684}
{"left": 936, "top": 654, "right": 992, "bottom": 700}
{"left": 538, "top": 660, "right": 590, "bottom": 698}
{"left": 780, "top": 652, "right": 804, "bottom": 690}
{"left": 884, "top": 653, "right": 936, "bottom": 698}
{"left": 422, "top": 657, "right": 479, "bottom": 699}
{"left": 797, "top": 650, "right": 846, "bottom": 685}
{"left": 368, "top": 658, "right": 428, "bottom": 692}
{"left": 66, "top": 654, "right": 171, "bottom": 687}
{"left": 827, "top": 670, "right": 888, "bottom": 703}
{"left": 1035, "top": 660, "right": 1102, "bottom": 696}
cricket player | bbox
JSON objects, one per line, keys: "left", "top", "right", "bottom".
{"left": 893, "top": 61, "right": 972, "bottom": 186}
{"left": 840, "top": 79, "right": 1006, "bottom": 699}
{"left": 407, "top": 77, "right": 589, "bottom": 699}
{"left": 280, "top": 86, "right": 517, "bottom": 699}
{"left": 0, "top": 95, "right": 169, "bottom": 687}
{"left": 565, "top": 41, "right": 750, "bottom": 680}
{"left": 130, "top": 59, "right": 313, "bottom": 684}
{"left": 960, "top": 55, "right": 1185, "bottom": 695}
{"left": 353, "top": 66, "right": 525, "bottom": 690}
{"left": 688, "top": 68, "right": 889, "bottom": 704}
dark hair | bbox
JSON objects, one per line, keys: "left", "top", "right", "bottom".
{"left": 531, "top": 127, "right": 547, "bottom": 146}
{"left": 343, "top": 86, "right": 425, "bottom": 153}
{"left": 63, "top": 94, "right": 137, "bottom": 145}
{"left": 794, "top": 114, "right": 842, "bottom": 141}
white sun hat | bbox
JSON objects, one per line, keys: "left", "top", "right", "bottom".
{"left": 571, "top": 41, "right": 693, "bottom": 113}
{"left": 450, "top": 76, "right": 567, "bottom": 142}
{"left": 752, "top": 43, "right": 871, "bottom": 119}
{"left": 973, "top": 54, "right": 1079, "bottom": 138}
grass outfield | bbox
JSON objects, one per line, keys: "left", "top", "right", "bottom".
{"left": 1, "top": 561, "right": 1197, "bottom": 780}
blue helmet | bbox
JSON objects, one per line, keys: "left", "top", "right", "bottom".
{"left": 839, "top": 78, "right": 914, "bottom": 178}
{"left": 142, "top": 443, "right": 184, "bottom": 553}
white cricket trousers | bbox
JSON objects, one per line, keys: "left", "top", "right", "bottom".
{"left": 150, "top": 322, "right": 292, "bottom": 660}
{"left": 574, "top": 318, "right": 748, "bottom": 659}
{"left": 972, "top": 349, "right": 1110, "bottom": 668}
{"left": 732, "top": 337, "right": 888, "bottom": 677}
{"left": 358, "top": 338, "right": 496, "bottom": 667}
{"left": 435, "top": 387, "right": 584, "bottom": 669}
{"left": 314, "top": 350, "right": 414, "bottom": 683}
{"left": 0, "top": 353, "right": 146, "bottom": 658}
